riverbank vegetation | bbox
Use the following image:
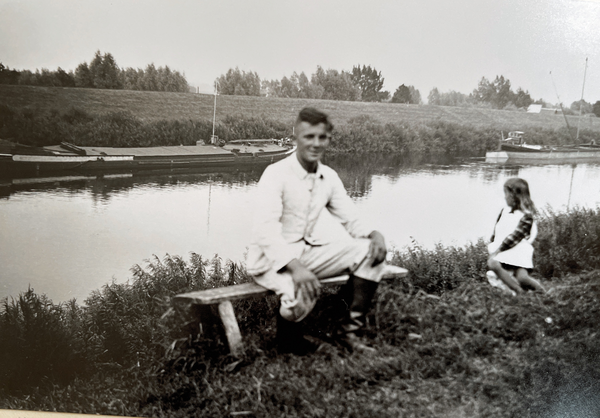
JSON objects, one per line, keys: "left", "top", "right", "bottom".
{"left": 1, "top": 207, "right": 599, "bottom": 416}
{"left": 2, "top": 87, "right": 600, "bottom": 157}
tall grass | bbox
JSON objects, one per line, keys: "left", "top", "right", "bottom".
{"left": 1, "top": 208, "right": 599, "bottom": 416}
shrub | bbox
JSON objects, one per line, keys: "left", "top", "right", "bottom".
{"left": 0, "top": 289, "right": 91, "bottom": 394}
{"left": 535, "top": 206, "right": 600, "bottom": 277}
{"left": 390, "top": 239, "right": 488, "bottom": 294}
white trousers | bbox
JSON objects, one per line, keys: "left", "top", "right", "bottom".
{"left": 252, "top": 238, "right": 385, "bottom": 322}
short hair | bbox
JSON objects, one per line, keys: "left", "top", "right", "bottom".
{"left": 295, "top": 107, "right": 334, "bottom": 132}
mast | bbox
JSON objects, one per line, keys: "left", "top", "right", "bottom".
{"left": 576, "top": 57, "right": 589, "bottom": 143}
{"left": 211, "top": 81, "right": 219, "bottom": 144}
{"left": 550, "top": 71, "right": 575, "bottom": 142}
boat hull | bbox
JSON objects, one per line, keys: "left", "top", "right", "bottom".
{"left": 486, "top": 149, "right": 600, "bottom": 164}
{"left": 0, "top": 142, "right": 295, "bottom": 178}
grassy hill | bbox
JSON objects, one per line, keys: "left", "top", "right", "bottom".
{"left": 2, "top": 84, "right": 599, "bottom": 133}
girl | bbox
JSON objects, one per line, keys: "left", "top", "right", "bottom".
{"left": 488, "top": 178, "right": 545, "bottom": 294}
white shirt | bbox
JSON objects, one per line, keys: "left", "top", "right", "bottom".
{"left": 488, "top": 206, "right": 537, "bottom": 268}
{"left": 246, "top": 153, "right": 372, "bottom": 276}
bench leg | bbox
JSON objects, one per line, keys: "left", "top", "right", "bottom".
{"left": 218, "top": 300, "right": 244, "bottom": 357}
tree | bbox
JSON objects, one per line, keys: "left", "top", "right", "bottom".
{"left": 472, "top": 76, "right": 495, "bottom": 105}
{"left": 280, "top": 76, "right": 299, "bottom": 98}
{"left": 88, "top": 51, "right": 121, "bottom": 89}
{"left": 350, "top": 65, "right": 389, "bottom": 102}
{"left": 99, "top": 53, "right": 121, "bottom": 89}
{"left": 391, "top": 84, "right": 412, "bottom": 104}
{"left": 513, "top": 88, "right": 533, "bottom": 109}
{"left": 593, "top": 101, "right": 600, "bottom": 118}
{"left": 88, "top": 51, "right": 103, "bottom": 87}
{"left": 0, "top": 63, "right": 20, "bottom": 84}
{"left": 74, "top": 63, "right": 94, "bottom": 88}
{"left": 408, "top": 86, "right": 421, "bottom": 105}
{"left": 440, "top": 90, "right": 471, "bottom": 107}
{"left": 493, "top": 76, "right": 512, "bottom": 109}
{"left": 296, "top": 72, "right": 318, "bottom": 98}
{"left": 472, "top": 75, "right": 531, "bottom": 109}
{"left": 38, "top": 68, "right": 60, "bottom": 86}
{"left": 17, "top": 70, "right": 37, "bottom": 86}
{"left": 570, "top": 100, "right": 592, "bottom": 114}
{"left": 216, "top": 67, "right": 261, "bottom": 96}
{"left": 55, "top": 67, "right": 75, "bottom": 87}
{"left": 261, "top": 79, "right": 281, "bottom": 97}
{"left": 143, "top": 64, "right": 159, "bottom": 91}
{"left": 311, "top": 66, "right": 360, "bottom": 101}
{"left": 167, "top": 68, "right": 189, "bottom": 93}
{"left": 120, "top": 67, "right": 142, "bottom": 90}
{"left": 428, "top": 87, "right": 441, "bottom": 105}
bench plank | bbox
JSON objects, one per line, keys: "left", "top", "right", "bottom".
{"left": 173, "top": 265, "right": 408, "bottom": 306}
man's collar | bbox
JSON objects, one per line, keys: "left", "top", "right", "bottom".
{"left": 289, "top": 153, "right": 325, "bottom": 179}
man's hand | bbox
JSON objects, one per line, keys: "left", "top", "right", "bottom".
{"left": 368, "top": 230, "right": 387, "bottom": 266}
{"left": 285, "top": 259, "right": 321, "bottom": 301}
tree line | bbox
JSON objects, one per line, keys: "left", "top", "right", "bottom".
{"left": 429, "top": 75, "right": 600, "bottom": 116}
{"left": 2, "top": 55, "right": 599, "bottom": 116}
{"left": 0, "top": 51, "right": 189, "bottom": 93}
{"left": 217, "top": 67, "right": 600, "bottom": 116}
{"left": 215, "top": 67, "right": 535, "bottom": 109}
{"left": 216, "top": 65, "right": 422, "bottom": 104}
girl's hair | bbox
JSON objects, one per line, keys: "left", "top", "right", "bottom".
{"left": 504, "top": 177, "right": 537, "bottom": 214}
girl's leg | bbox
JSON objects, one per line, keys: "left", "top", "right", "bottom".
{"left": 515, "top": 268, "right": 546, "bottom": 293}
{"left": 487, "top": 258, "right": 523, "bottom": 294}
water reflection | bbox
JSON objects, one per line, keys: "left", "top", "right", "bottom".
{"left": 1, "top": 155, "right": 599, "bottom": 304}
{"left": 1, "top": 167, "right": 265, "bottom": 202}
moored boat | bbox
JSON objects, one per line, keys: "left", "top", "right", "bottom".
{"left": 0, "top": 138, "right": 295, "bottom": 177}
{"left": 485, "top": 131, "right": 600, "bottom": 163}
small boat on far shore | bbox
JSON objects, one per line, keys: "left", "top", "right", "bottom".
{"left": 0, "top": 138, "right": 295, "bottom": 178}
{"left": 485, "top": 131, "right": 600, "bottom": 164}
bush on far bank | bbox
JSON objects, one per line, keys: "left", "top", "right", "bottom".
{"left": 3, "top": 104, "right": 600, "bottom": 156}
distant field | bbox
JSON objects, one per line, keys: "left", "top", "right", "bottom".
{"left": 2, "top": 84, "right": 599, "bottom": 133}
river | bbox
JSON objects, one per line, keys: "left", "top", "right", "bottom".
{"left": 1, "top": 155, "right": 599, "bottom": 304}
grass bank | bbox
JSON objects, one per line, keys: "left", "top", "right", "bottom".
{"left": 1, "top": 207, "right": 599, "bottom": 416}
{"left": 2, "top": 85, "right": 600, "bottom": 156}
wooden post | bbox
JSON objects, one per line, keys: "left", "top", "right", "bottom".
{"left": 218, "top": 300, "right": 244, "bottom": 357}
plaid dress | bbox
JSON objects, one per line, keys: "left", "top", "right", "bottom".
{"left": 488, "top": 206, "right": 537, "bottom": 269}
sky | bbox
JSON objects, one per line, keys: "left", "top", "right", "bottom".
{"left": 1, "top": 0, "right": 599, "bottom": 106}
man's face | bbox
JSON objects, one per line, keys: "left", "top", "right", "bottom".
{"left": 294, "top": 121, "right": 331, "bottom": 170}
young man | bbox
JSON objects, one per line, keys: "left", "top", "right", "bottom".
{"left": 246, "top": 107, "right": 387, "bottom": 355}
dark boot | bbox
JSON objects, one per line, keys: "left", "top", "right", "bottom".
{"left": 337, "top": 276, "right": 379, "bottom": 353}
{"left": 276, "top": 310, "right": 320, "bottom": 356}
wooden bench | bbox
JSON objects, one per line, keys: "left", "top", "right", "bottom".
{"left": 172, "top": 265, "right": 408, "bottom": 357}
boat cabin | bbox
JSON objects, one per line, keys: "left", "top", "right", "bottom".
{"left": 503, "top": 131, "right": 525, "bottom": 145}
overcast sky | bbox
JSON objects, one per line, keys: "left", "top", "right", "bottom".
{"left": 1, "top": 0, "right": 599, "bottom": 105}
